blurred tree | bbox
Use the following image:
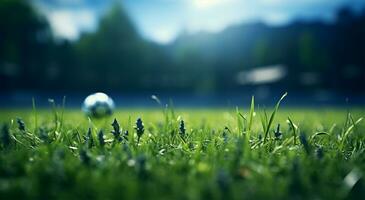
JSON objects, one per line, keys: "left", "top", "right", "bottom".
{"left": 75, "top": 3, "right": 169, "bottom": 91}
{"left": 0, "top": 0, "right": 52, "bottom": 89}
{"left": 0, "top": 1, "right": 363, "bottom": 93}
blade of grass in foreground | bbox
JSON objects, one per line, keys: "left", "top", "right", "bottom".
{"left": 59, "top": 96, "right": 66, "bottom": 132}
{"left": 287, "top": 117, "right": 298, "bottom": 145}
{"left": 32, "top": 97, "right": 38, "bottom": 134}
{"left": 263, "top": 92, "right": 287, "bottom": 144}
{"left": 247, "top": 95, "right": 255, "bottom": 139}
{"left": 259, "top": 108, "right": 268, "bottom": 137}
{"left": 341, "top": 117, "right": 363, "bottom": 150}
{"left": 244, "top": 96, "right": 255, "bottom": 158}
{"left": 236, "top": 107, "right": 243, "bottom": 135}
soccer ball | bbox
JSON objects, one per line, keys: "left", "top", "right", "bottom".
{"left": 82, "top": 92, "right": 115, "bottom": 118}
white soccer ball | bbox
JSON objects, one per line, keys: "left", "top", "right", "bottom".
{"left": 82, "top": 92, "right": 115, "bottom": 118}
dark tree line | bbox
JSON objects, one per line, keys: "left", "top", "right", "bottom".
{"left": 0, "top": 0, "right": 364, "bottom": 93}
{"left": 168, "top": 7, "right": 365, "bottom": 92}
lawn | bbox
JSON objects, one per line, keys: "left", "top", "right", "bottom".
{"left": 0, "top": 97, "right": 364, "bottom": 199}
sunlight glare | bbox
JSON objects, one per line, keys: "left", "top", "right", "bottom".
{"left": 193, "top": 0, "right": 227, "bottom": 9}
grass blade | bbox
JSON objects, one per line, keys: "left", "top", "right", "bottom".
{"left": 32, "top": 97, "right": 38, "bottom": 134}
{"left": 287, "top": 117, "right": 298, "bottom": 145}
{"left": 236, "top": 107, "right": 243, "bottom": 135}
{"left": 247, "top": 95, "right": 255, "bottom": 138}
{"left": 263, "top": 92, "right": 287, "bottom": 144}
{"left": 341, "top": 117, "right": 363, "bottom": 150}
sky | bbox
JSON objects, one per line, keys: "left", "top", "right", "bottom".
{"left": 35, "top": 0, "right": 365, "bottom": 44}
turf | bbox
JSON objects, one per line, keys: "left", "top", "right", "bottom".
{"left": 0, "top": 101, "right": 365, "bottom": 199}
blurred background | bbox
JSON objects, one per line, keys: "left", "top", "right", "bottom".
{"left": 0, "top": 0, "right": 364, "bottom": 107}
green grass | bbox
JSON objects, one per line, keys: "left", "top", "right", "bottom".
{"left": 0, "top": 100, "right": 365, "bottom": 199}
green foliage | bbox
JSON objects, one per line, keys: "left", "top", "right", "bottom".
{"left": 0, "top": 104, "right": 364, "bottom": 199}
{"left": 179, "top": 119, "right": 186, "bottom": 141}
{"left": 1, "top": 1, "right": 365, "bottom": 92}
{"left": 111, "top": 118, "right": 121, "bottom": 140}
{"left": 134, "top": 118, "right": 144, "bottom": 144}
{"left": 287, "top": 117, "right": 298, "bottom": 145}
{"left": 98, "top": 129, "right": 105, "bottom": 147}
{"left": 0, "top": 124, "right": 11, "bottom": 148}
{"left": 262, "top": 92, "right": 287, "bottom": 143}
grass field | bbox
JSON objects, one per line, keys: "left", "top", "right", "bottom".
{"left": 0, "top": 97, "right": 365, "bottom": 199}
